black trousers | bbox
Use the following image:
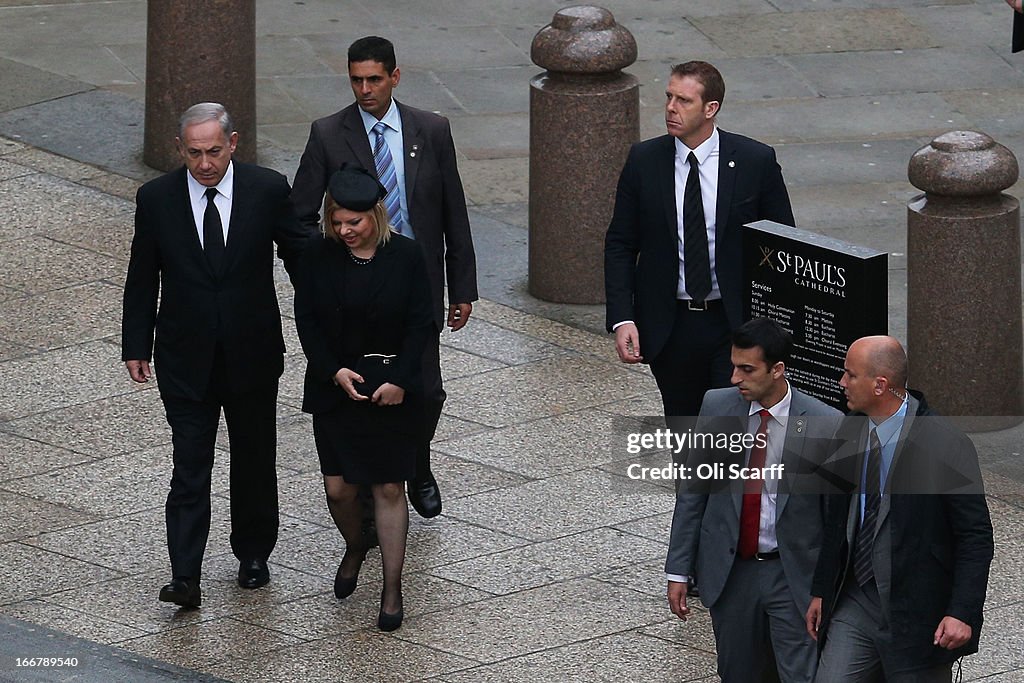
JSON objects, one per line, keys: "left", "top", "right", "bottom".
{"left": 161, "top": 362, "right": 279, "bottom": 578}
{"left": 418, "top": 331, "right": 445, "bottom": 478}
{"left": 650, "top": 300, "right": 733, "bottom": 419}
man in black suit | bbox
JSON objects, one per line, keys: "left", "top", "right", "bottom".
{"left": 122, "top": 102, "right": 313, "bottom": 608}
{"left": 291, "top": 36, "right": 477, "bottom": 519}
{"left": 806, "top": 336, "right": 993, "bottom": 682}
{"left": 605, "top": 61, "right": 795, "bottom": 420}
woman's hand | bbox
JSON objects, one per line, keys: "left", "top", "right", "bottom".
{"left": 372, "top": 382, "right": 405, "bottom": 406}
{"left": 334, "top": 368, "right": 370, "bottom": 401}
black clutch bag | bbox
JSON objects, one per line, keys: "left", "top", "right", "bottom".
{"left": 353, "top": 353, "right": 397, "bottom": 397}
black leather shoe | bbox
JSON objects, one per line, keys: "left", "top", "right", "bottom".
{"left": 377, "top": 592, "right": 404, "bottom": 631}
{"left": 237, "top": 559, "right": 270, "bottom": 589}
{"left": 159, "top": 577, "right": 201, "bottom": 608}
{"left": 407, "top": 473, "right": 442, "bottom": 518}
{"left": 333, "top": 547, "right": 367, "bottom": 600}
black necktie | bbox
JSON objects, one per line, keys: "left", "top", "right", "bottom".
{"left": 682, "top": 151, "right": 711, "bottom": 302}
{"left": 853, "top": 428, "right": 882, "bottom": 585}
{"left": 203, "top": 187, "right": 224, "bottom": 273}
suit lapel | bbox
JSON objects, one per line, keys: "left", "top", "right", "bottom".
{"left": 716, "top": 130, "right": 737, "bottom": 244}
{"left": 398, "top": 102, "right": 422, "bottom": 206}
{"left": 776, "top": 393, "right": 809, "bottom": 518}
{"left": 729, "top": 394, "right": 751, "bottom": 518}
{"left": 341, "top": 105, "right": 377, "bottom": 174}
{"left": 171, "top": 168, "right": 214, "bottom": 278}
{"left": 877, "top": 394, "right": 918, "bottom": 526}
{"left": 221, "top": 164, "right": 252, "bottom": 278}
{"left": 657, "top": 136, "right": 678, "bottom": 242}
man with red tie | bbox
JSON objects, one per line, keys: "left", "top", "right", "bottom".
{"left": 665, "top": 317, "right": 840, "bottom": 682}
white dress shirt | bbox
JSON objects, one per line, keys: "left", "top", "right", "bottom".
{"left": 674, "top": 127, "right": 721, "bottom": 301}
{"left": 187, "top": 161, "right": 234, "bottom": 247}
{"left": 747, "top": 381, "right": 792, "bottom": 553}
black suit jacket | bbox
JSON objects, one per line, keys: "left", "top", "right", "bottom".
{"left": 294, "top": 235, "right": 434, "bottom": 415}
{"left": 122, "top": 163, "right": 311, "bottom": 400}
{"left": 604, "top": 130, "right": 794, "bottom": 362}
{"left": 811, "top": 394, "right": 993, "bottom": 673}
{"left": 1014, "top": 10, "right": 1023, "bottom": 53}
{"left": 291, "top": 101, "right": 477, "bottom": 330}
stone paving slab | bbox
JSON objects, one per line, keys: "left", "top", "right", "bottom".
{"left": 0, "top": 616, "right": 229, "bottom": 683}
{"left": 0, "top": 58, "right": 91, "bottom": 113}
{"left": 693, "top": 9, "right": 938, "bottom": 56}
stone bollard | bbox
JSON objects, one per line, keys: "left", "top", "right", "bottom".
{"left": 143, "top": 0, "right": 257, "bottom": 171}
{"left": 907, "top": 130, "right": 1023, "bottom": 430}
{"left": 528, "top": 6, "right": 638, "bottom": 304}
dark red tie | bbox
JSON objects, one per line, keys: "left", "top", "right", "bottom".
{"left": 738, "top": 409, "right": 771, "bottom": 559}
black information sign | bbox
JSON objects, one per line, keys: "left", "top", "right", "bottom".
{"left": 744, "top": 220, "right": 888, "bottom": 411}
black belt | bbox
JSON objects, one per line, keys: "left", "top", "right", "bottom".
{"left": 742, "top": 550, "right": 780, "bottom": 561}
{"left": 678, "top": 298, "right": 723, "bottom": 311}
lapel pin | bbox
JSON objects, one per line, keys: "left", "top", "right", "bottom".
{"left": 796, "top": 419, "right": 804, "bottom": 434}
{"left": 410, "top": 145, "right": 419, "bottom": 158}
{"left": 728, "top": 160, "right": 735, "bottom": 168}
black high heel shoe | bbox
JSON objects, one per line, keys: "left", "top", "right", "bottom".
{"left": 377, "top": 591, "right": 403, "bottom": 631}
{"left": 333, "top": 546, "right": 367, "bottom": 600}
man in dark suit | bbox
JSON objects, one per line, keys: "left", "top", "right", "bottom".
{"left": 291, "top": 35, "right": 477, "bottom": 519}
{"left": 666, "top": 318, "right": 841, "bottom": 682}
{"left": 605, "top": 61, "right": 795, "bottom": 420}
{"left": 122, "top": 102, "right": 313, "bottom": 608}
{"left": 806, "top": 336, "right": 993, "bottom": 682}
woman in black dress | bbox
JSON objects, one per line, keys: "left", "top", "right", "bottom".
{"left": 294, "top": 164, "right": 433, "bottom": 631}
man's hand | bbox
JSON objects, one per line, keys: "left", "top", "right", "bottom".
{"left": 667, "top": 580, "right": 691, "bottom": 620}
{"left": 372, "top": 382, "right": 405, "bottom": 406}
{"left": 805, "top": 596, "right": 823, "bottom": 641}
{"left": 1007, "top": 0, "right": 1023, "bottom": 14}
{"left": 934, "top": 616, "right": 972, "bottom": 650}
{"left": 614, "top": 323, "right": 643, "bottom": 363}
{"left": 125, "top": 360, "right": 152, "bottom": 383}
{"left": 447, "top": 303, "right": 473, "bottom": 331}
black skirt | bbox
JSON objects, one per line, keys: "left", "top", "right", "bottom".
{"left": 312, "top": 395, "right": 420, "bottom": 484}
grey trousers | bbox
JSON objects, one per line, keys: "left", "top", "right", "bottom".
{"left": 815, "top": 581, "right": 952, "bottom": 683}
{"left": 709, "top": 557, "right": 817, "bottom": 683}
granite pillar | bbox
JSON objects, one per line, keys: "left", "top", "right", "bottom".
{"left": 907, "top": 130, "right": 1023, "bottom": 430}
{"left": 528, "top": 6, "right": 638, "bottom": 304}
{"left": 143, "top": 0, "right": 257, "bottom": 171}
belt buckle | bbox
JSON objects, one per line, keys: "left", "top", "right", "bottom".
{"left": 687, "top": 299, "right": 708, "bottom": 311}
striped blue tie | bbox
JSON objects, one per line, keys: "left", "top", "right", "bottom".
{"left": 372, "top": 121, "right": 405, "bottom": 236}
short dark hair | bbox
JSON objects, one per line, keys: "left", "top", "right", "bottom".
{"left": 732, "top": 317, "right": 792, "bottom": 367}
{"left": 670, "top": 61, "right": 725, "bottom": 111}
{"left": 348, "top": 36, "right": 397, "bottom": 74}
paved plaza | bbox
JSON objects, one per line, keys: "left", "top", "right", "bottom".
{"left": 0, "top": 0, "right": 1022, "bottom": 681}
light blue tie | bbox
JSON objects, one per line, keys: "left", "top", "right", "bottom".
{"left": 371, "top": 121, "right": 406, "bottom": 236}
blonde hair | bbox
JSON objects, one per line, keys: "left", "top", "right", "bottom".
{"left": 321, "top": 193, "right": 393, "bottom": 246}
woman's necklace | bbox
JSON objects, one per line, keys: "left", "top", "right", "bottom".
{"left": 347, "top": 247, "right": 375, "bottom": 265}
